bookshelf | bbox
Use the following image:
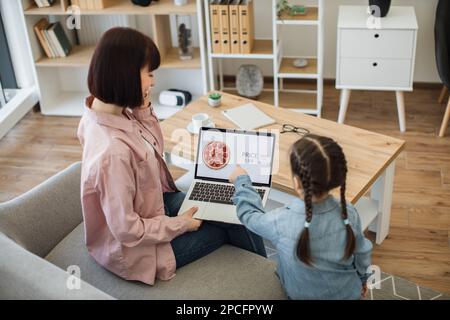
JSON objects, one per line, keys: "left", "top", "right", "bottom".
{"left": 204, "top": 0, "right": 324, "bottom": 116}
{"left": 20, "top": 0, "right": 208, "bottom": 118}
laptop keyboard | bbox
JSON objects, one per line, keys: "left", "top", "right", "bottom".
{"left": 188, "top": 182, "right": 266, "bottom": 205}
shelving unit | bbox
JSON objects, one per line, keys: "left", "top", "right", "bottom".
{"left": 20, "top": 0, "right": 208, "bottom": 118}
{"left": 204, "top": 0, "right": 323, "bottom": 116}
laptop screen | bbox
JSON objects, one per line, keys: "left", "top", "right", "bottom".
{"left": 195, "top": 128, "right": 276, "bottom": 187}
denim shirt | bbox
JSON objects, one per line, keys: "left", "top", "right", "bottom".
{"left": 233, "top": 175, "right": 373, "bottom": 300}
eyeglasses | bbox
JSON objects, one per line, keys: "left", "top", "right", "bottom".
{"left": 280, "top": 124, "right": 310, "bottom": 136}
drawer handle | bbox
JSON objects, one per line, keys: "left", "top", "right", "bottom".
{"left": 373, "top": 62, "right": 378, "bottom": 67}
{"left": 374, "top": 34, "right": 380, "bottom": 38}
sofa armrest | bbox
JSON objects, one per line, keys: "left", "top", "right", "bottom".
{"left": 0, "top": 233, "right": 113, "bottom": 300}
{"left": 0, "top": 162, "right": 83, "bottom": 257}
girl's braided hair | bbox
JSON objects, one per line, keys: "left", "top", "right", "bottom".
{"left": 289, "top": 134, "right": 355, "bottom": 266}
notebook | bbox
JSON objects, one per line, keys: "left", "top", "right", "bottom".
{"left": 222, "top": 103, "right": 276, "bottom": 130}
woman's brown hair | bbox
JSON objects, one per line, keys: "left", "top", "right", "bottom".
{"left": 289, "top": 134, "right": 355, "bottom": 266}
{"left": 87, "top": 27, "right": 160, "bottom": 109}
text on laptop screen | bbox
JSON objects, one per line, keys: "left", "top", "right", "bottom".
{"left": 195, "top": 129, "right": 275, "bottom": 185}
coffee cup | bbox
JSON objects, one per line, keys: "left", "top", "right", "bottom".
{"left": 192, "top": 113, "right": 210, "bottom": 132}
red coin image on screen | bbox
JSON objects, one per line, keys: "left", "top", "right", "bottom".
{"left": 202, "top": 141, "right": 230, "bottom": 170}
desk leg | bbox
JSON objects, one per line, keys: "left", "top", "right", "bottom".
{"left": 338, "top": 89, "right": 351, "bottom": 124}
{"left": 396, "top": 91, "right": 406, "bottom": 132}
{"left": 369, "top": 160, "right": 396, "bottom": 245}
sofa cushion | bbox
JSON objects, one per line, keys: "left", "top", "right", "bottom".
{"left": 0, "top": 162, "right": 83, "bottom": 258}
{"left": 0, "top": 233, "right": 113, "bottom": 300}
{"left": 45, "top": 223, "right": 287, "bottom": 300}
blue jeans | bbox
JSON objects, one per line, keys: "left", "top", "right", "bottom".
{"left": 163, "top": 192, "right": 267, "bottom": 269}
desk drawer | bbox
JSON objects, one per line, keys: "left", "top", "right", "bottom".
{"left": 339, "top": 58, "right": 412, "bottom": 88}
{"left": 339, "top": 29, "right": 415, "bottom": 59}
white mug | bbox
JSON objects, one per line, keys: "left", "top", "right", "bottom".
{"left": 192, "top": 113, "right": 210, "bottom": 132}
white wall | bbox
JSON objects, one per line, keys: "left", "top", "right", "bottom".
{"left": 222, "top": 0, "right": 440, "bottom": 83}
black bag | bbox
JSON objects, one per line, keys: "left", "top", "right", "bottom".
{"left": 131, "top": 0, "right": 154, "bottom": 7}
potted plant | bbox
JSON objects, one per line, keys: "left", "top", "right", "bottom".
{"left": 276, "top": 0, "right": 290, "bottom": 17}
{"left": 208, "top": 92, "right": 222, "bottom": 108}
{"left": 277, "top": 0, "right": 307, "bottom": 18}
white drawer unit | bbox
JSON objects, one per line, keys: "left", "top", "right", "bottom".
{"left": 340, "top": 58, "right": 413, "bottom": 89}
{"left": 336, "top": 6, "right": 418, "bottom": 132}
{"left": 339, "top": 29, "right": 415, "bottom": 60}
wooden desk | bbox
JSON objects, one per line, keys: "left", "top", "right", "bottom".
{"left": 160, "top": 92, "right": 405, "bottom": 244}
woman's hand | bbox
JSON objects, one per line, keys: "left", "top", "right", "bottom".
{"left": 180, "top": 207, "right": 202, "bottom": 232}
{"left": 229, "top": 165, "right": 249, "bottom": 184}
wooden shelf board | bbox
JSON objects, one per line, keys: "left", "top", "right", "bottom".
{"left": 277, "top": 7, "right": 318, "bottom": 24}
{"left": 160, "top": 48, "right": 201, "bottom": 69}
{"left": 35, "top": 45, "right": 94, "bottom": 67}
{"left": 35, "top": 45, "right": 200, "bottom": 69}
{"left": 279, "top": 91, "right": 317, "bottom": 111}
{"left": 24, "top": 0, "right": 197, "bottom": 15}
{"left": 278, "top": 57, "right": 318, "bottom": 77}
{"left": 39, "top": 91, "right": 202, "bottom": 118}
{"left": 211, "top": 39, "right": 274, "bottom": 59}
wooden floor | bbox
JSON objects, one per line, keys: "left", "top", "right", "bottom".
{"left": 1, "top": 85, "right": 449, "bottom": 294}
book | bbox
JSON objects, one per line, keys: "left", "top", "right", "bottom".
{"left": 222, "top": 103, "right": 276, "bottom": 130}
{"left": 43, "top": 24, "right": 59, "bottom": 57}
{"left": 78, "top": 0, "right": 88, "bottom": 10}
{"left": 36, "top": 0, "right": 55, "bottom": 7}
{"left": 94, "top": 0, "right": 103, "bottom": 9}
{"left": 54, "top": 22, "right": 72, "bottom": 56}
{"left": 87, "top": 0, "right": 96, "bottom": 10}
{"left": 209, "top": 0, "right": 222, "bottom": 53}
{"left": 229, "top": 0, "right": 241, "bottom": 54}
{"left": 238, "top": 0, "right": 254, "bottom": 54}
{"left": 47, "top": 22, "right": 72, "bottom": 57}
{"left": 93, "top": 0, "right": 114, "bottom": 9}
{"left": 34, "top": 0, "right": 44, "bottom": 8}
{"left": 34, "top": 18, "right": 53, "bottom": 58}
{"left": 219, "top": 0, "right": 231, "bottom": 54}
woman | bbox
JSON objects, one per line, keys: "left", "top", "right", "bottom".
{"left": 78, "top": 27, "right": 266, "bottom": 285}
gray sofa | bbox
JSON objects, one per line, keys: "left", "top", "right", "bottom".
{"left": 0, "top": 162, "right": 286, "bottom": 300}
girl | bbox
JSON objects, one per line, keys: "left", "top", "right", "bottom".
{"left": 229, "top": 134, "right": 373, "bottom": 299}
{"left": 78, "top": 27, "right": 265, "bottom": 286}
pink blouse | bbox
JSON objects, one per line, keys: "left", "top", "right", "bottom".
{"left": 77, "top": 99, "right": 190, "bottom": 285}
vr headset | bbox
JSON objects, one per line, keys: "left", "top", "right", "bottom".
{"left": 159, "top": 89, "right": 192, "bottom": 108}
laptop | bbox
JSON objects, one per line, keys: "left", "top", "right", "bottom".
{"left": 177, "top": 127, "right": 276, "bottom": 224}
